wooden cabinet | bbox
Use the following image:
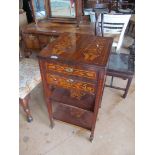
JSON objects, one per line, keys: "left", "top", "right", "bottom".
{"left": 38, "top": 35, "right": 50, "bottom": 48}
{"left": 21, "top": 21, "right": 95, "bottom": 57}
{"left": 38, "top": 32, "right": 113, "bottom": 141}
{"left": 23, "top": 34, "right": 40, "bottom": 49}
{"left": 22, "top": 32, "right": 58, "bottom": 56}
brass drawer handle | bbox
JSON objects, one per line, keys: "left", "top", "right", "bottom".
{"left": 67, "top": 79, "right": 74, "bottom": 83}
{"left": 65, "top": 68, "right": 74, "bottom": 73}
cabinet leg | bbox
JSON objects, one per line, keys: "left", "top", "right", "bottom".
{"left": 19, "top": 96, "right": 33, "bottom": 122}
{"left": 89, "top": 132, "right": 94, "bottom": 142}
{"left": 24, "top": 50, "right": 32, "bottom": 58}
{"left": 50, "top": 118, "right": 55, "bottom": 129}
{"left": 46, "top": 97, "right": 54, "bottom": 129}
{"left": 123, "top": 77, "right": 132, "bottom": 98}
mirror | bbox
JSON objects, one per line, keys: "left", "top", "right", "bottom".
{"left": 32, "top": 0, "right": 46, "bottom": 20}
{"left": 50, "top": 0, "right": 76, "bottom": 18}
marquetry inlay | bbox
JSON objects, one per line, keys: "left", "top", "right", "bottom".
{"left": 46, "top": 73, "right": 95, "bottom": 94}
{"left": 46, "top": 62, "right": 96, "bottom": 80}
{"left": 82, "top": 38, "right": 107, "bottom": 62}
{"left": 70, "top": 89, "right": 86, "bottom": 100}
{"left": 49, "top": 33, "right": 81, "bottom": 55}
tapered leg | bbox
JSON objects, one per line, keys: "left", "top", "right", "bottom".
{"left": 19, "top": 95, "right": 33, "bottom": 122}
{"left": 89, "top": 71, "right": 105, "bottom": 142}
{"left": 123, "top": 77, "right": 133, "bottom": 98}
{"left": 24, "top": 50, "right": 32, "bottom": 58}
{"left": 110, "top": 76, "right": 114, "bottom": 87}
{"left": 89, "top": 132, "right": 94, "bottom": 142}
{"left": 46, "top": 97, "right": 54, "bottom": 129}
{"left": 99, "top": 75, "right": 107, "bottom": 108}
{"left": 39, "top": 60, "right": 54, "bottom": 129}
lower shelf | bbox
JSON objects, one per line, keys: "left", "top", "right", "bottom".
{"left": 52, "top": 102, "right": 94, "bottom": 130}
{"left": 50, "top": 87, "right": 95, "bottom": 111}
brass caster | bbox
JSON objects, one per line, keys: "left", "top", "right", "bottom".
{"left": 27, "top": 116, "right": 33, "bottom": 123}
{"left": 89, "top": 135, "right": 94, "bottom": 142}
{"left": 122, "top": 93, "right": 127, "bottom": 98}
{"left": 50, "top": 121, "right": 55, "bottom": 129}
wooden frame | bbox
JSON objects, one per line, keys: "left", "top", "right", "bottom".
{"left": 30, "top": 0, "right": 82, "bottom": 26}
{"left": 30, "top": 0, "right": 47, "bottom": 23}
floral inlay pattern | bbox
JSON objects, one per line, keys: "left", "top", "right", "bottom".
{"left": 82, "top": 38, "right": 107, "bottom": 62}
{"left": 46, "top": 62, "right": 96, "bottom": 80}
{"left": 46, "top": 73, "right": 95, "bottom": 94}
{"left": 50, "top": 33, "right": 81, "bottom": 55}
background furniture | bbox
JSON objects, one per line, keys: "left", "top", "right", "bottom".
{"left": 30, "top": 0, "right": 82, "bottom": 26}
{"left": 38, "top": 32, "right": 113, "bottom": 141}
{"left": 95, "top": 13, "right": 131, "bottom": 52}
{"left": 125, "top": 14, "right": 135, "bottom": 38}
{"left": 19, "top": 58, "right": 41, "bottom": 122}
{"left": 22, "top": 0, "right": 34, "bottom": 23}
{"left": 19, "top": 9, "right": 28, "bottom": 58}
{"left": 106, "top": 52, "right": 134, "bottom": 98}
{"left": 83, "top": 0, "right": 135, "bottom": 14}
{"left": 21, "top": 21, "right": 95, "bottom": 57}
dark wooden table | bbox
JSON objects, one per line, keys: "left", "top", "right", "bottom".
{"left": 38, "top": 32, "right": 113, "bottom": 141}
{"left": 106, "top": 52, "right": 134, "bottom": 98}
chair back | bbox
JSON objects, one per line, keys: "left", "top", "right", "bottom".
{"left": 96, "top": 13, "right": 131, "bottom": 52}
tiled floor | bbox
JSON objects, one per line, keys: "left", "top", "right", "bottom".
{"left": 19, "top": 76, "right": 135, "bottom": 155}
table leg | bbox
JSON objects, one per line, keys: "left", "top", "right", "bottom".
{"left": 24, "top": 49, "right": 32, "bottom": 58}
{"left": 19, "top": 95, "right": 33, "bottom": 122}
{"left": 123, "top": 77, "right": 132, "bottom": 98}
{"left": 110, "top": 76, "right": 114, "bottom": 87}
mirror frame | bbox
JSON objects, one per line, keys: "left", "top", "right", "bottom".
{"left": 45, "top": 0, "right": 82, "bottom": 26}
{"left": 30, "top": 0, "right": 82, "bottom": 26}
{"left": 30, "top": 0, "right": 47, "bottom": 22}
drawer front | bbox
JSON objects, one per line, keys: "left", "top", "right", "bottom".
{"left": 38, "top": 35, "right": 56, "bottom": 48}
{"left": 46, "top": 73, "right": 95, "bottom": 94}
{"left": 23, "top": 34, "right": 40, "bottom": 49}
{"left": 46, "top": 62, "right": 97, "bottom": 80}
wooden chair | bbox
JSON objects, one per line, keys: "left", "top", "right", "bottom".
{"left": 19, "top": 58, "right": 41, "bottom": 122}
{"left": 95, "top": 13, "right": 131, "bottom": 52}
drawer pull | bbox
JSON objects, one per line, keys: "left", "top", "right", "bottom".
{"left": 67, "top": 79, "right": 74, "bottom": 83}
{"left": 65, "top": 68, "right": 74, "bottom": 73}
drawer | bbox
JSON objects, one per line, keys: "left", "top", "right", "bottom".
{"left": 46, "top": 73, "right": 95, "bottom": 94}
{"left": 51, "top": 87, "right": 95, "bottom": 111}
{"left": 23, "top": 34, "right": 40, "bottom": 49}
{"left": 46, "top": 62, "right": 97, "bottom": 80}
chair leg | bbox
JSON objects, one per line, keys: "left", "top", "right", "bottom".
{"left": 19, "top": 95, "right": 33, "bottom": 122}
{"left": 110, "top": 76, "right": 114, "bottom": 87}
{"left": 123, "top": 77, "right": 133, "bottom": 98}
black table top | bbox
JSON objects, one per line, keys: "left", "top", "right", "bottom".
{"left": 107, "top": 53, "right": 134, "bottom": 74}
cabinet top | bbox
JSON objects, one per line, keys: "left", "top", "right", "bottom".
{"left": 22, "top": 20, "right": 95, "bottom": 35}
{"left": 38, "top": 32, "right": 113, "bottom": 67}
